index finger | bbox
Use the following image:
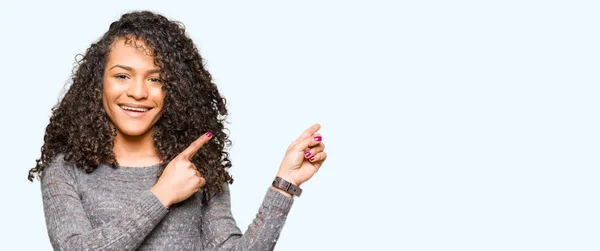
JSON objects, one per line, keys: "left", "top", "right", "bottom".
{"left": 179, "top": 132, "right": 213, "bottom": 160}
{"left": 294, "top": 123, "right": 321, "bottom": 143}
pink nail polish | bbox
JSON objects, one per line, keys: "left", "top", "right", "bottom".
{"left": 309, "top": 157, "right": 315, "bottom": 162}
{"left": 206, "top": 132, "right": 213, "bottom": 137}
{"left": 305, "top": 152, "right": 311, "bottom": 157}
{"left": 314, "top": 136, "right": 322, "bottom": 142}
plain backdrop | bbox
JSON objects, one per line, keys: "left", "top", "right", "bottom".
{"left": 1, "top": 0, "right": 599, "bottom": 250}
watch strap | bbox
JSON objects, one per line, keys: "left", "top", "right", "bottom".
{"left": 272, "top": 176, "right": 302, "bottom": 197}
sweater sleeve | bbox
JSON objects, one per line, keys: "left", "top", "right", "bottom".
{"left": 200, "top": 184, "right": 294, "bottom": 251}
{"left": 41, "top": 158, "right": 169, "bottom": 251}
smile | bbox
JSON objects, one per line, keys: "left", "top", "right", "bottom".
{"left": 119, "top": 104, "right": 153, "bottom": 117}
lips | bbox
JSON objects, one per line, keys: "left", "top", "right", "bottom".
{"left": 120, "top": 105, "right": 150, "bottom": 112}
{"left": 118, "top": 104, "right": 153, "bottom": 116}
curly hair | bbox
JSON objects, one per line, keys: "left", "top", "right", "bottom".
{"left": 28, "top": 10, "right": 233, "bottom": 201}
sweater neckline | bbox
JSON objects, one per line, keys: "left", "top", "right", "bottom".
{"left": 108, "top": 163, "right": 162, "bottom": 176}
{"left": 116, "top": 163, "right": 162, "bottom": 169}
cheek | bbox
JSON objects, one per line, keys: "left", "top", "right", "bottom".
{"left": 101, "top": 83, "right": 110, "bottom": 107}
{"left": 151, "top": 87, "right": 166, "bottom": 108}
{"left": 102, "top": 79, "right": 120, "bottom": 101}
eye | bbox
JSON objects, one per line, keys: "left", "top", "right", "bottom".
{"left": 114, "top": 74, "right": 129, "bottom": 80}
{"left": 149, "top": 77, "right": 164, "bottom": 83}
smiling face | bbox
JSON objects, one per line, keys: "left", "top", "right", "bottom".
{"left": 102, "top": 38, "right": 166, "bottom": 138}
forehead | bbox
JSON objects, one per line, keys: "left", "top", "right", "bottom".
{"left": 106, "top": 38, "right": 158, "bottom": 69}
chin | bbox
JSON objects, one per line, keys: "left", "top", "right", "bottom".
{"left": 115, "top": 125, "right": 154, "bottom": 137}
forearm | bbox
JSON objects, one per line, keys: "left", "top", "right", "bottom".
{"left": 234, "top": 188, "right": 294, "bottom": 250}
{"left": 44, "top": 190, "right": 168, "bottom": 250}
{"left": 202, "top": 186, "right": 294, "bottom": 251}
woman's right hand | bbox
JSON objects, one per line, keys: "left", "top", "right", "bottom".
{"left": 150, "top": 132, "right": 213, "bottom": 208}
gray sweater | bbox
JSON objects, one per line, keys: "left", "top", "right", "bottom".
{"left": 41, "top": 156, "right": 294, "bottom": 250}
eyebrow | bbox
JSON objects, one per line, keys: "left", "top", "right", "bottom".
{"left": 109, "top": 65, "right": 161, "bottom": 74}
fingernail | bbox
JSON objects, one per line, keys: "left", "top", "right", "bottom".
{"left": 314, "top": 136, "right": 322, "bottom": 141}
{"left": 309, "top": 157, "right": 315, "bottom": 162}
{"left": 305, "top": 152, "right": 311, "bottom": 157}
{"left": 206, "top": 132, "right": 213, "bottom": 137}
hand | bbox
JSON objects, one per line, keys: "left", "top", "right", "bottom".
{"left": 150, "top": 132, "right": 212, "bottom": 207}
{"left": 277, "top": 123, "right": 327, "bottom": 187}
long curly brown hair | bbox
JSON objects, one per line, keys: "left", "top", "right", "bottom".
{"left": 28, "top": 10, "right": 233, "bottom": 200}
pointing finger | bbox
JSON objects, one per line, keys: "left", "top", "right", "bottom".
{"left": 292, "top": 133, "right": 323, "bottom": 153}
{"left": 179, "top": 132, "right": 213, "bottom": 160}
{"left": 292, "top": 123, "right": 321, "bottom": 145}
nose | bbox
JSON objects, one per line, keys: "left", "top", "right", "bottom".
{"left": 126, "top": 77, "right": 148, "bottom": 100}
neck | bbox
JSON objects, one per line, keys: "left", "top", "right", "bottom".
{"left": 112, "top": 129, "right": 161, "bottom": 167}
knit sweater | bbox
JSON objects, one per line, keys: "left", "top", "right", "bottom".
{"left": 41, "top": 156, "right": 294, "bottom": 251}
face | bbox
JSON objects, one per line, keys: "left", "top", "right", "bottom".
{"left": 102, "top": 38, "right": 166, "bottom": 138}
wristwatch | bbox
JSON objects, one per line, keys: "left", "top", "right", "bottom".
{"left": 272, "top": 176, "right": 302, "bottom": 197}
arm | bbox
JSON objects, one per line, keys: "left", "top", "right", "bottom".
{"left": 200, "top": 184, "right": 294, "bottom": 251}
{"left": 41, "top": 159, "right": 168, "bottom": 251}
{"left": 202, "top": 123, "right": 328, "bottom": 251}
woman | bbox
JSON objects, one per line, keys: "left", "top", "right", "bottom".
{"left": 28, "top": 11, "right": 327, "bottom": 250}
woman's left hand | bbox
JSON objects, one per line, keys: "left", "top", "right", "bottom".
{"left": 276, "top": 123, "right": 327, "bottom": 187}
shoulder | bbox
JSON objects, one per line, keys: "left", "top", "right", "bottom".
{"left": 40, "top": 154, "right": 79, "bottom": 184}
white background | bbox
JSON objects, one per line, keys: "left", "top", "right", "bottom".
{"left": 1, "top": 1, "right": 599, "bottom": 250}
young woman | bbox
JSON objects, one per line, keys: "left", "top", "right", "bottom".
{"left": 28, "top": 11, "right": 327, "bottom": 250}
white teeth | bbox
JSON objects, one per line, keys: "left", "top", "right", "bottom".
{"left": 120, "top": 105, "right": 150, "bottom": 112}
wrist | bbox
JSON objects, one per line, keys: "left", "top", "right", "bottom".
{"left": 150, "top": 186, "right": 173, "bottom": 208}
{"left": 270, "top": 186, "right": 293, "bottom": 198}
{"left": 275, "top": 173, "right": 298, "bottom": 186}
{"left": 272, "top": 176, "right": 302, "bottom": 197}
